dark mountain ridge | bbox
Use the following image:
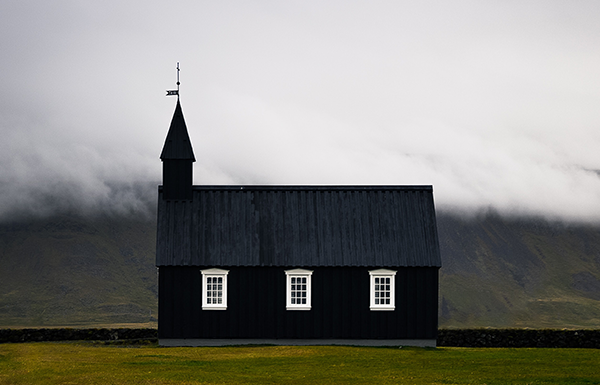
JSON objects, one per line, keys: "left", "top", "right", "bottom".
{"left": 438, "top": 211, "right": 600, "bottom": 328}
{"left": 1, "top": 210, "right": 599, "bottom": 328}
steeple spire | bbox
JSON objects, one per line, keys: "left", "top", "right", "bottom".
{"left": 161, "top": 64, "right": 195, "bottom": 200}
{"left": 160, "top": 99, "right": 195, "bottom": 161}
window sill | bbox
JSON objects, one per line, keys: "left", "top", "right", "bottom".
{"left": 202, "top": 306, "right": 227, "bottom": 311}
{"left": 370, "top": 306, "right": 395, "bottom": 311}
{"left": 286, "top": 306, "right": 311, "bottom": 311}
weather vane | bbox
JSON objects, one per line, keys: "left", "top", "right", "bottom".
{"left": 166, "top": 62, "right": 180, "bottom": 98}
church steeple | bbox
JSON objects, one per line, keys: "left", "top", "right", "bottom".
{"left": 160, "top": 100, "right": 195, "bottom": 161}
{"left": 160, "top": 99, "right": 195, "bottom": 200}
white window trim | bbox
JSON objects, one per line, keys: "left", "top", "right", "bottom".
{"left": 201, "top": 268, "right": 229, "bottom": 310}
{"left": 285, "top": 269, "right": 313, "bottom": 311}
{"left": 369, "top": 269, "right": 396, "bottom": 311}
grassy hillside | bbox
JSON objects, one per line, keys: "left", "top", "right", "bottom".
{"left": 0, "top": 214, "right": 157, "bottom": 327}
{"left": 0, "top": 211, "right": 599, "bottom": 328}
{"left": 438, "top": 212, "right": 600, "bottom": 328}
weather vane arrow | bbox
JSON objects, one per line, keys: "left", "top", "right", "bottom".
{"left": 166, "top": 62, "right": 180, "bottom": 97}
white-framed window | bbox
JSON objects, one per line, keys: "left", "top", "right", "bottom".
{"left": 201, "top": 268, "right": 229, "bottom": 310}
{"left": 369, "top": 269, "right": 396, "bottom": 311}
{"left": 285, "top": 269, "right": 313, "bottom": 311}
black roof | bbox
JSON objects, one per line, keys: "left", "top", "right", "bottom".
{"left": 160, "top": 100, "right": 196, "bottom": 161}
{"left": 156, "top": 185, "right": 441, "bottom": 267}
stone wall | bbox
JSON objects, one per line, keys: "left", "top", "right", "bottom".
{"left": 438, "top": 329, "right": 600, "bottom": 348}
{"left": 0, "top": 328, "right": 156, "bottom": 343}
{"left": 1, "top": 328, "right": 599, "bottom": 348}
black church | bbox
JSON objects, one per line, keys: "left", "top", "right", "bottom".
{"left": 156, "top": 100, "right": 442, "bottom": 346}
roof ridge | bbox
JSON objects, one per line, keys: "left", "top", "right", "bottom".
{"left": 187, "top": 185, "right": 433, "bottom": 191}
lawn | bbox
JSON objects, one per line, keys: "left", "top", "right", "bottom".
{"left": 0, "top": 342, "right": 599, "bottom": 384}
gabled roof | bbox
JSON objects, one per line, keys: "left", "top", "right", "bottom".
{"left": 160, "top": 100, "right": 196, "bottom": 161}
{"left": 156, "top": 185, "right": 441, "bottom": 268}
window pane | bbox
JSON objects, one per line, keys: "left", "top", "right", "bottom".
{"left": 371, "top": 274, "right": 394, "bottom": 308}
{"left": 287, "top": 274, "right": 311, "bottom": 307}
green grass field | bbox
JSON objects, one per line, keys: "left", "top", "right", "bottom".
{"left": 1, "top": 343, "right": 599, "bottom": 384}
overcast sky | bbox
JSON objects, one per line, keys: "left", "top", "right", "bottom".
{"left": 1, "top": 1, "right": 600, "bottom": 222}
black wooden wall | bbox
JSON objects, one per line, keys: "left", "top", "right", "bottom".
{"left": 158, "top": 266, "right": 438, "bottom": 340}
{"left": 162, "top": 160, "right": 193, "bottom": 200}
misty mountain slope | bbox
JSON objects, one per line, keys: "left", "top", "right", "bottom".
{"left": 0, "top": 214, "right": 157, "bottom": 327}
{"left": 437, "top": 212, "right": 600, "bottom": 328}
{"left": 1, "top": 211, "right": 599, "bottom": 328}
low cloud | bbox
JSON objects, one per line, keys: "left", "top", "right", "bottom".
{"left": 1, "top": 1, "right": 600, "bottom": 223}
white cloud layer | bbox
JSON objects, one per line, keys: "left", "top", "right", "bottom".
{"left": 1, "top": 1, "right": 600, "bottom": 222}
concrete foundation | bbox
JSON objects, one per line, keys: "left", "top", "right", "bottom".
{"left": 159, "top": 338, "right": 436, "bottom": 347}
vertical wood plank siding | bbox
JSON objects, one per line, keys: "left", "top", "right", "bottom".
{"left": 156, "top": 186, "right": 441, "bottom": 267}
{"left": 162, "top": 160, "right": 193, "bottom": 200}
{"left": 158, "top": 266, "right": 438, "bottom": 339}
